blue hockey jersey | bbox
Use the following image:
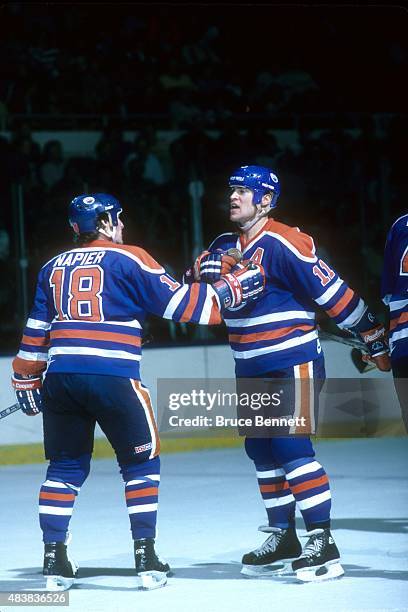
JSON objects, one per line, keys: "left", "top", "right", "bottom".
{"left": 13, "top": 240, "right": 222, "bottom": 380}
{"left": 381, "top": 214, "right": 408, "bottom": 361}
{"left": 209, "top": 218, "right": 368, "bottom": 376}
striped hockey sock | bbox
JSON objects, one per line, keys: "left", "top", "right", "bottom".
{"left": 256, "top": 465, "right": 296, "bottom": 529}
{"left": 39, "top": 480, "right": 79, "bottom": 542}
{"left": 284, "top": 458, "right": 331, "bottom": 530}
{"left": 125, "top": 473, "right": 160, "bottom": 540}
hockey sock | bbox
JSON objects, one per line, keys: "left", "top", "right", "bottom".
{"left": 39, "top": 480, "right": 79, "bottom": 543}
{"left": 283, "top": 457, "right": 331, "bottom": 530}
{"left": 121, "top": 457, "right": 160, "bottom": 540}
{"left": 256, "top": 464, "right": 296, "bottom": 529}
{"left": 39, "top": 454, "right": 90, "bottom": 542}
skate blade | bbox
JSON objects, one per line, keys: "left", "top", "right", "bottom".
{"left": 136, "top": 571, "right": 167, "bottom": 590}
{"left": 295, "top": 561, "right": 344, "bottom": 583}
{"left": 241, "top": 561, "right": 294, "bottom": 577}
{"left": 45, "top": 575, "right": 75, "bottom": 591}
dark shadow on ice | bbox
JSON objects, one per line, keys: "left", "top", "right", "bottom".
{"left": 332, "top": 517, "right": 408, "bottom": 534}
{"left": 168, "top": 562, "right": 242, "bottom": 580}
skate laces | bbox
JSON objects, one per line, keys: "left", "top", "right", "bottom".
{"left": 300, "top": 531, "right": 324, "bottom": 559}
{"left": 254, "top": 530, "right": 283, "bottom": 556}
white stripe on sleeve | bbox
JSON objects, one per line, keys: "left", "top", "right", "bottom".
{"left": 163, "top": 285, "right": 189, "bottom": 319}
{"left": 314, "top": 278, "right": 344, "bottom": 306}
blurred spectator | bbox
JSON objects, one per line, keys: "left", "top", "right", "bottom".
{"left": 125, "top": 133, "right": 166, "bottom": 186}
{"left": 39, "top": 140, "right": 65, "bottom": 191}
{"left": 159, "top": 58, "right": 197, "bottom": 93}
{"left": 0, "top": 228, "right": 10, "bottom": 261}
{"left": 169, "top": 90, "right": 202, "bottom": 129}
{"left": 0, "top": 99, "right": 8, "bottom": 131}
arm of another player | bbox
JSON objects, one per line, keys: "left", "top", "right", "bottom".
{"left": 131, "top": 248, "right": 265, "bottom": 325}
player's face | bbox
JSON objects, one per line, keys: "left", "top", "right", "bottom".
{"left": 113, "top": 215, "right": 124, "bottom": 244}
{"left": 229, "top": 186, "right": 256, "bottom": 223}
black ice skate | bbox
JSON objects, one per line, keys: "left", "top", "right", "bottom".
{"left": 292, "top": 528, "right": 344, "bottom": 582}
{"left": 241, "top": 526, "right": 302, "bottom": 577}
{"left": 134, "top": 538, "right": 170, "bottom": 590}
{"left": 43, "top": 534, "right": 78, "bottom": 591}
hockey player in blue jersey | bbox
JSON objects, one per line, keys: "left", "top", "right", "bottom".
{"left": 381, "top": 214, "right": 408, "bottom": 432}
{"left": 11, "top": 193, "right": 265, "bottom": 591}
{"left": 192, "top": 165, "right": 391, "bottom": 582}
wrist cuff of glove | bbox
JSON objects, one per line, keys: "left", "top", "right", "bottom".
{"left": 213, "top": 274, "right": 242, "bottom": 309}
{"left": 12, "top": 374, "right": 42, "bottom": 391}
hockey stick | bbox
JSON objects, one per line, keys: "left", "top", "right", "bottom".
{"left": 0, "top": 402, "right": 21, "bottom": 420}
{"left": 318, "top": 330, "right": 377, "bottom": 373}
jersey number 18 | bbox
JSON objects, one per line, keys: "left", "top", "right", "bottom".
{"left": 49, "top": 265, "right": 104, "bottom": 321}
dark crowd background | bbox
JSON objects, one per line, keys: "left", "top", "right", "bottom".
{"left": 0, "top": 4, "right": 407, "bottom": 351}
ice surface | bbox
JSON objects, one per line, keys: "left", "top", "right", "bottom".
{"left": 0, "top": 438, "right": 407, "bottom": 612}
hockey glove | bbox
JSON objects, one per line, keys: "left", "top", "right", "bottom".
{"left": 193, "top": 249, "right": 242, "bottom": 283}
{"left": 349, "top": 309, "right": 391, "bottom": 372}
{"left": 358, "top": 325, "right": 391, "bottom": 372}
{"left": 11, "top": 373, "right": 43, "bottom": 415}
{"left": 213, "top": 262, "right": 265, "bottom": 310}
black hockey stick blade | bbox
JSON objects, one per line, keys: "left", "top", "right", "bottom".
{"left": 0, "top": 403, "right": 21, "bottom": 420}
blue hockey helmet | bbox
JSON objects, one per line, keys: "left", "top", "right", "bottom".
{"left": 68, "top": 193, "right": 122, "bottom": 234}
{"left": 228, "top": 165, "right": 280, "bottom": 208}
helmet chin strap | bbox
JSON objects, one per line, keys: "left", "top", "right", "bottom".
{"left": 237, "top": 203, "right": 271, "bottom": 233}
{"left": 98, "top": 213, "right": 116, "bottom": 240}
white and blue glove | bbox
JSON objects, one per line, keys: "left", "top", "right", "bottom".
{"left": 194, "top": 249, "right": 241, "bottom": 283}
{"left": 11, "top": 373, "right": 43, "bottom": 415}
{"left": 213, "top": 261, "right": 265, "bottom": 309}
{"left": 183, "top": 248, "right": 243, "bottom": 284}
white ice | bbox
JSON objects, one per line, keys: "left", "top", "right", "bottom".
{"left": 0, "top": 438, "right": 407, "bottom": 612}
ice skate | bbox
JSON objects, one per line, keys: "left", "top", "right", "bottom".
{"left": 241, "top": 526, "right": 302, "bottom": 577}
{"left": 134, "top": 538, "right": 170, "bottom": 590}
{"left": 292, "top": 528, "right": 344, "bottom": 582}
{"left": 43, "top": 533, "right": 78, "bottom": 591}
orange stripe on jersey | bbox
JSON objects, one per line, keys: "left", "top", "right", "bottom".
{"left": 125, "top": 487, "right": 159, "bottom": 500}
{"left": 39, "top": 492, "right": 75, "bottom": 502}
{"left": 326, "top": 287, "right": 355, "bottom": 318}
{"left": 290, "top": 474, "right": 329, "bottom": 495}
{"left": 87, "top": 240, "right": 164, "bottom": 271}
{"left": 295, "top": 362, "right": 312, "bottom": 434}
{"left": 260, "top": 482, "right": 290, "bottom": 493}
{"left": 209, "top": 298, "right": 222, "bottom": 325}
{"left": 12, "top": 356, "right": 47, "bottom": 377}
{"left": 180, "top": 283, "right": 200, "bottom": 322}
{"left": 50, "top": 329, "right": 141, "bottom": 346}
{"left": 22, "top": 335, "right": 49, "bottom": 347}
{"left": 229, "top": 324, "right": 314, "bottom": 344}
{"left": 390, "top": 312, "right": 408, "bottom": 331}
{"left": 269, "top": 220, "right": 316, "bottom": 258}
{"left": 132, "top": 380, "right": 161, "bottom": 457}
{"left": 241, "top": 219, "right": 316, "bottom": 259}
